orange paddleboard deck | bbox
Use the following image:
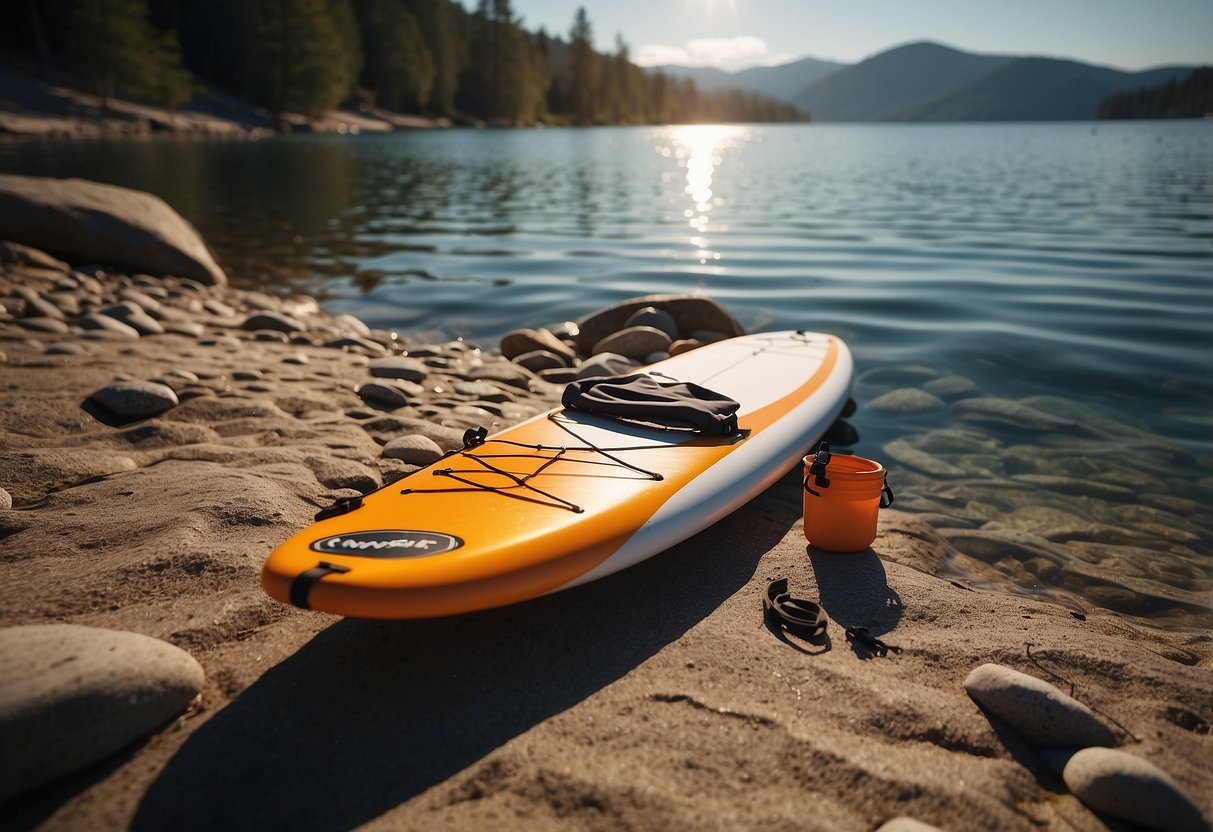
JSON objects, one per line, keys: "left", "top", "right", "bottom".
{"left": 261, "top": 331, "right": 852, "bottom": 619}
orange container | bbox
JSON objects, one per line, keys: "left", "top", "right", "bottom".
{"left": 802, "top": 445, "right": 891, "bottom": 552}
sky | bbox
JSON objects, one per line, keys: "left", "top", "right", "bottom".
{"left": 489, "top": 0, "right": 1213, "bottom": 73}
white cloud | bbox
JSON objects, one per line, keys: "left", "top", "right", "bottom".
{"left": 635, "top": 35, "right": 778, "bottom": 71}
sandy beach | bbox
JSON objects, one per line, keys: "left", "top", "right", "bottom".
{"left": 1, "top": 233, "right": 1210, "bottom": 832}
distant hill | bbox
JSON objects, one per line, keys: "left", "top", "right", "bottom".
{"left": 892, "top": 58, "right": 1197, "bottom": 121}
{"left": 793, "top": 41, "right": 1013, "bottom": 121}
{"left": 651, "top": 56, "right": 845, "bottom": 101}
{"left": 792, "top": 41, "right": 1198, "bottom": 122}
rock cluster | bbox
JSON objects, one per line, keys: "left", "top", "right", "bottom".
{"left": 495, "top": 294, "right": 746, "bottom": 384}
{"left": 964, "top": 662, "right": 1208, "bottom": 831}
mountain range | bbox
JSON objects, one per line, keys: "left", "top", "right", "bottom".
{"left": 653, "top": 42, "right": 1200, "bottom": 121}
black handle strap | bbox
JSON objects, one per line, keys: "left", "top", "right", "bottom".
{"left": 290, "top": 561, "right": 351, "bottom": 609}
{"left": 764, "top": 578, "right": 828, "bottom": 639}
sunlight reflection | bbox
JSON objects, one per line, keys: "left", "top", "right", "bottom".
{"left": 659, "top": 124, "right": 748, "bottom": 266}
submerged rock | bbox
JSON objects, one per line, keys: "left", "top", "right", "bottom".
{"left": 0, "top": 624, "right": 204, "bottom": 802}
{"left": 867, "top": 388, "right": 947, "bottom": 413}
{"left": 963, "top": 663, "right": 1116, "bottom": 748}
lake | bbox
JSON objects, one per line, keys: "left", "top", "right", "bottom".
{"left": 3, "top": 122, "right": 1211, "bottom": 629}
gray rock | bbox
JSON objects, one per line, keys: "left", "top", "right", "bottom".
{"left": 0, "top": 624, "right": 204, "bottom": 802}
{"left": 369, "top": 356, "right": 428, "bottom": 382}
{"left": 46, "top": 342, "right": 88, "bottom": 356}
{"left": 91, "top": 380, "right": 180, "bottom": 419}
{"left": 0, "top": 240, "right": 71, "bottom": 272}
{"left": 102, "top": 301, "right": 165, "bottom": 335}
{"left": 953, "top": 398, "right": 1079, "bottom": 431}
{"left": 882, "top": 440, "right": 968, "bottom": 478}
{"left": 575, "top": 352, "right": 634, "bottom": 380}
{"left": 15, "top": 288, "right": 64, "bottom": 320}
{"left": 463, "top": 361, "right": 537, "bottom": 390}
{"left": 453, "top": 381, "right": 514, "bottom": 403}
{"left": 592, "top": 326, "right": 672, "bottom": 359}
{"left": 334, "top": 313, "right": 371, "bottom": 337}
{"left": 17, "top": 316, "right": 69, "bottom": 334}
{"left": 117, "top": 287, "right": 163, "bottom": 316}
{"left": 357, "top": 381, "right": 415, "bottom": 410}
{"left": 624, "top": 306, "right": 679, "bottom": 340}
{"left": 500, "top": 327, "right": 575, "bottom": 362}
{"left": 963, "top": 663, "right": 1116, "bottom": 748}
{"left": 241, "top": 311, "right": 306, "bottom": 333}
{"left": 0, "top": 175, "right": 227, "bottom": 285}
{"left": 0, "top": 488, "right": 10, "bottom": 510}
{"left": 644, "top": 351, "right": 671, "bottom": 365}
{"left": 514, "top": 349, "right": 566, "bottom": 372}
{"left": 1062, "top": 748, "right": 1208, "bottom": 832}
{"left": 233, "top": 370, "right": 262, "bottom": 381}
{"left": 80, "top": 312, "right": 138, "bottom": 339}
{"left": 383, "top": 434, "right": 444, "bottom": 466}
{"left": 868, "top": 388, "right": 947, "bottom": 413}
{"left": 574, "top": 294, "right": 744, "bottom": 354}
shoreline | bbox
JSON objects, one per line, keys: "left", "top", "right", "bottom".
{"left": 1, "top": 244, "right": 1211, "bottom": 828}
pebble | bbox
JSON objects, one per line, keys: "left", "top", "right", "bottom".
{"left": 513, "top": 349, "right": 566, "bottom": 372}
{"left": 233, "top": 370, "right": 263, "bottom": 381}
{"left": 453, "top": 381, "right": 514, "bottom": 403}
{"left": 283, "top": 352, "right": 309, "bottom": 365}
{"left": 644, "top": 351, "right": 670, "bottom": 364}
{"left": 382, "top": 434, "right": 444, "bottom": 466}
{"left": 241, "top": 311, "right": 306, "bottom": 333}
{"left": 1062, "top": 748, "right": 1207, "bottom": 832}
{"left": 0, "top": 624, "right": 204, "bottom": 802}
{"left": 17, "top": 316, "right": 69, "bottom": 334}
{"left": 624, "top": 306, "right": 679, "bottom": 340}
{"left": 118, "top": 287, "right": 163, "bottom": 316}
{"left": 575, "top": 352, "right": 634, "bottom": 380}
{"left": 80, "top": 312, "right": 140, "bottom": 338}
{"left": 16, "top": 291, "right": 64, "bottom": 320}
{"left": 163, "top": 320, "right": 205, "bottom": 338}
{"left": 922, "top": 375, "right": 979, "bottom": 400}
{"left": 91, "top": 380, "right": 180, "bottom": 419}
{"left": 0, "top": 488, "right": 10, "bottom": 510}
{"left": 46, "top": 342, "right": 88, "bottom": 356}
{"left": 102, "top": 301, "right": 164, "bottom": 335}
{"left": 369, "top": 356, "right": 428, "bottom": 382}
{"left": 253, "top": 330, "right": 289, "bottom": 342}
{"left": 592, "top": 326, "right": 672, "bottom": 359}
{"left": 334, "top": 313, "right": 371, "bottom": 336}
{"left": 963, "top": 663, "right": 1116, "bottom": 748}
{"left": 690, "top": 328, "right": 728, "bottom": 344}
{"left": 868, "top": 388, "right": 947, "bottom": 413}
{"left": 500, "top": 327, "right": 575, "bottom": 362}
{"left": 463, "top": 361, "right": 537, "bottom": 390}
{"left": 539, "top": 367, "right": 578, "bottom": 384}
{"left": 357, "top": 381, "right": 415, "bottom": 410}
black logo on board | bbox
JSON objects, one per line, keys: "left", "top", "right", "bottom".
{"left": 309, "top": 530, "right": 463, "bottom": 559}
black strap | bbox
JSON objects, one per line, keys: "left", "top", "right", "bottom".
{"left": 289, "top": 561, "right": 351, "bottom": 609}
{"left": 845, "top": 627, "right": 901, "bottom": 657}
{"left": 764, "top": 578, "right": 828, "bottom": 639}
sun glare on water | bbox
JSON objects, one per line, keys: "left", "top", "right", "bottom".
{"left": 657, "top": 124, "right": 749, "bottom": 268}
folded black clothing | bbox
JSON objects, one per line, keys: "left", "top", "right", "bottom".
{"left": 561, "top": 372, "right": 742, "bottom": 436}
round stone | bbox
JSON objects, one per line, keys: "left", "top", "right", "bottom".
{"left": 80, "top": 312, "right": 140, "bottom": 338}
{"left": 357, "top": 381, "right": 420, "bottom": 410}
{"left": 499, "top": 328, "right": 575, "bottom": 362}
{"left": 0, "top": 624, "right": 204, "bottom": 802}
{"left": 624, "top": 306, "right": 679, "bottom": 340}
{"left": 102, "top": 302, "right": 165, "bottom": 336}
{"left": 0, "top": 488, "right": 10, "bottom": 510}
{"left": 513, "top": 350, "right": 566, "bottom": 372}
{"left": 369, "top": 356, "right": 428, "bottom": 382}
{"left": 1063, "top": 748, "right": 1207, "bottom": 832}
{"left": 963, "top": 663, "right": 1116, "bottom": 748}
{"left": 240, "top": 311, "right": 306, "bottom": 333}
{"left": 91, "top": 380, "right": 180, "bottom": 419}
{"left": 591, "top": 326, "right": 672, "bottom": 359}
{"left": 382, "top": 434, "right": 444, "bottom": 466}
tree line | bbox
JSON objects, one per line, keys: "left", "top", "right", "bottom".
{"left": 1096, "top": 67, "right": 1213, "bottom": 120}
{"left": 2, "top": 0, "right": 807, "bottom": 125}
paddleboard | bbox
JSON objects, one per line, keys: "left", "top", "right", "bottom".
{"left": 261, "top": 330, "right": 853, "bottom": 619}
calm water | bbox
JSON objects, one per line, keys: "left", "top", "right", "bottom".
{"left": 3, "top": 123, "right": 1211, "bottom": 628}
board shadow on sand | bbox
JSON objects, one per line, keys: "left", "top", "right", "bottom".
{"left": 130, "top": 476, "right": 806, "bottom": 831}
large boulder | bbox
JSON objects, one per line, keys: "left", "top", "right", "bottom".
{"left": 574, "top": 295, "right": 744, "bottom": 355}
{"left": 0, "top": 175, "right": 227, "bottom": 286}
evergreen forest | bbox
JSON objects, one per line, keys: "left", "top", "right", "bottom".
{"left": 0, "top": 0, "right": 808, "bottom": 125}
{"left": 1095, "top": 67, "right": 1213, "bottom": 120}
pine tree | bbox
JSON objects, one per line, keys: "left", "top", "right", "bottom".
{"left": 66, "top": 0, "right": 156, "bottom": 108}
{"left": 253, "top": 0, "right": 361, "bottom": 119}
{"left": 358, "top": 0, "right": 434, "bottom": 111}
{"left": 564, "top": 6, "right": 597, "bottom": 124}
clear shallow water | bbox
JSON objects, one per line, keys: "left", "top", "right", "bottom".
{"left": 3, "top": 123, "right": 1211, "bottom": 628}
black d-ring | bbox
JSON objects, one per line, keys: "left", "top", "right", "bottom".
{"left": 764, "top": 578, "right": 828, "bottom": 639}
